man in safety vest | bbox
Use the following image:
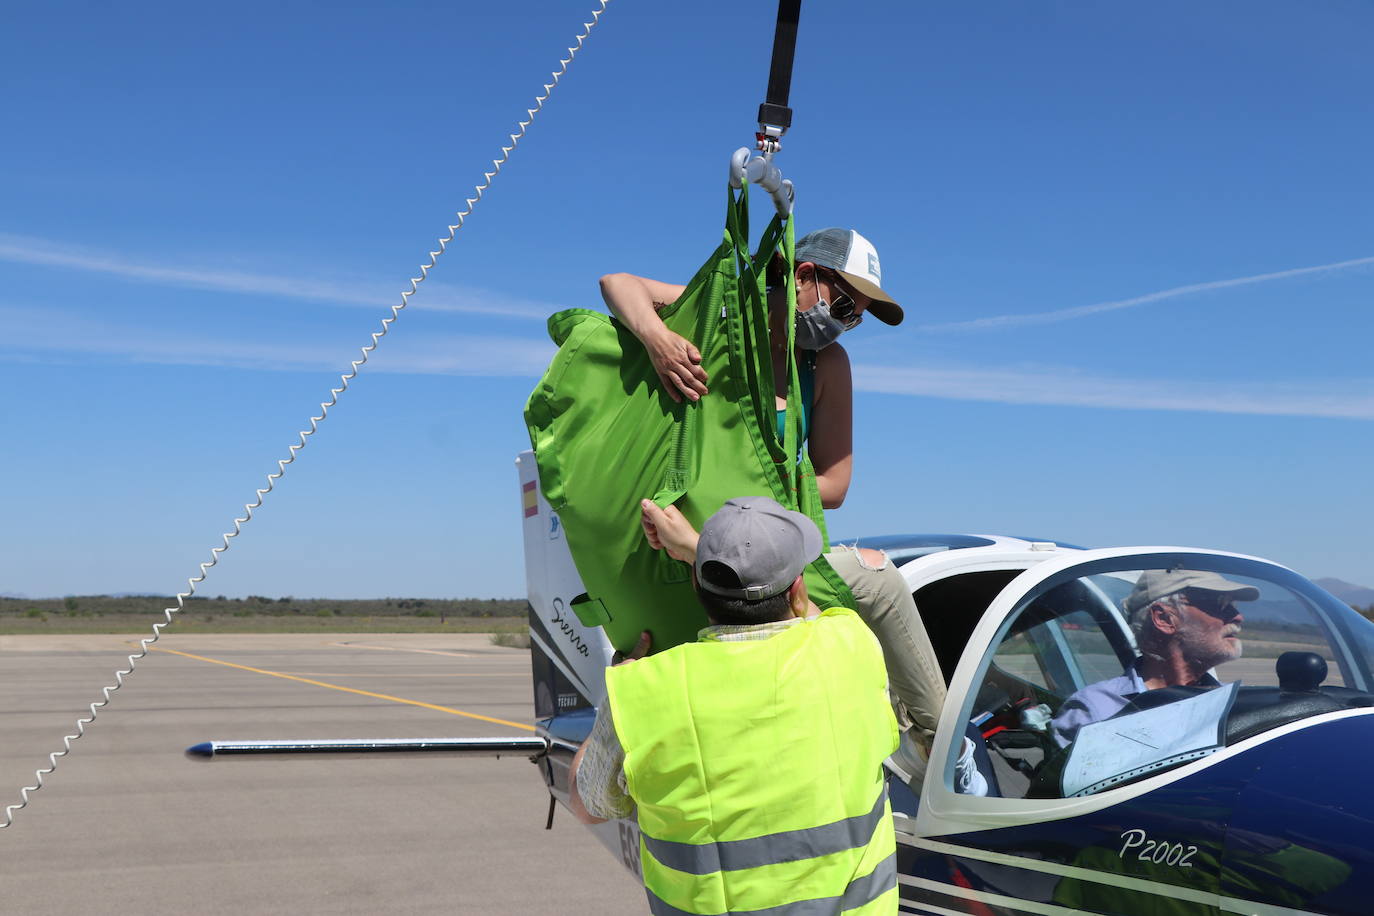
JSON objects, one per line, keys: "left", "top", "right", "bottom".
{"left": 569, "top": 496, "right": 900, "bottom": 915}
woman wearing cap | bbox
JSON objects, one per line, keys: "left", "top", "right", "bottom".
{"left": 600, "top": 227, "right": 901, "bottom": 511}
{"left": 602, "top": 231, "right": 959, "bottom": 780}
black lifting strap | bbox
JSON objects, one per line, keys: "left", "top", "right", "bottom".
{"left": 758, "top": 0, "right": 802, "bottom": 136}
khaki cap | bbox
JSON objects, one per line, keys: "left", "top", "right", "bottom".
{"left": 1124, "top": 569, "right": 1260, "bottom": 617}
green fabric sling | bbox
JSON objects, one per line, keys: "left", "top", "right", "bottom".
{"left": 524, "top": 185, "right": 854, "bottom": 654}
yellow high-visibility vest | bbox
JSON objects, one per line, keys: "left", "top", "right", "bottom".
{"left": 605, "top": 608, "right": 900, "bottom": 915}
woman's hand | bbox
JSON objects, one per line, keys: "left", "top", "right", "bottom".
{"left": 599, "top": 273, "right": 703, "bottom": 402}
{"left": 645, "top": 327, "right": 708, "bottom": 403}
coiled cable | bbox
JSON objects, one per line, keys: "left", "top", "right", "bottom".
{"left": 1, "top": 0, "right": 612, "bottom": 830}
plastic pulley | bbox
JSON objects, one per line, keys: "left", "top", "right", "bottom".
{"left": 745, "top": 156, "right": 783, "bottom": 194}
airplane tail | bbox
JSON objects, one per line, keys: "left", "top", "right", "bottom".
{"left": 517, "top": 449, "right": 612, "bottom": 725}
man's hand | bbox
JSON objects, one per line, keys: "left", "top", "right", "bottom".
{"left": 645, "top": 327, "right": 708, "bottom": 403}
{"left": 611, "top": 630, "right": 652, "bottom": 666}
{"left": 641, "top": 499, "right": 700, "bottom": 564}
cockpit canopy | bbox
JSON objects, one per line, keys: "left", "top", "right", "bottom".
{"left": 950, "top": 552, "right": 1374, "bottom": 800}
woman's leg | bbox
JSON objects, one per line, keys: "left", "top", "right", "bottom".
{"left": 825, "top": 545, "right": 946, "bottom": 750}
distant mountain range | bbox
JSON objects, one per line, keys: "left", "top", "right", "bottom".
{"left": 1315, "top": 578, "right": 1374, "bottom": 608}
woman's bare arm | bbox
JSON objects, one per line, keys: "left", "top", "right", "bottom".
{"left": 808, "top": 344, "right": 854, "bottom": 509}
{"left": 599, "top": 273, "right": 706, "bottom": 402}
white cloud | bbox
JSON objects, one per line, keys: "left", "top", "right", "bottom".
{"left": 6, "top": 301, "right": 1369, "bottom": 421}
{"left": 915, "top": 254, "right": 1374, "bottom": 333}
{"left": 0, "top": 233, "right": 557, "bottom": 318}
{"left": 854, "top": 363, "right": 1374, "bottom": 420}
{"left": 0, "top": 304, "right": 555, "bottom": 377}
{"left": 8, "top": 304, "right": 1363, "bottom": 422}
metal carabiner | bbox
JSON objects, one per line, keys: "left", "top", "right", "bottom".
{"left": 755, "top": 125, "right": 785, "bottom": 157}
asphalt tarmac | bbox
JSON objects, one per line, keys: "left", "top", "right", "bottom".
{"left": 0, "top": 633, "right": 644, "bottom": 915}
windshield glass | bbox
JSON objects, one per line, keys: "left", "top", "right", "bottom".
{"left": 952, "top": 553, "right": 1374, "bottom": 800}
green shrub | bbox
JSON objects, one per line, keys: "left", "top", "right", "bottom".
{"left": 489, "top": 632, "right": 531, "bottom": 649}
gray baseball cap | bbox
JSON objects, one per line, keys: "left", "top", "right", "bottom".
{"left": 1124, "top": 570, "right": 1261, "bottom": 617}
{"left": 694, "top": 497, "right": 823, "bottom": 600}
{"left": 795, "top": 227, "right": 903, "bottom": 326}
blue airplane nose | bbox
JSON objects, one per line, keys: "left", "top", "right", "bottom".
{"left": 1218, "top": 712, "right": 1374, "bottom": 913}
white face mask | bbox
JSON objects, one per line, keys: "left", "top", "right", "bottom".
{"left": 794, "top": 299, "right": 846, "bottom": 350}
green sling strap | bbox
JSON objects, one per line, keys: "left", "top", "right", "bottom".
{"left": 524, "top": 185, "right": 854, "bottom": 654}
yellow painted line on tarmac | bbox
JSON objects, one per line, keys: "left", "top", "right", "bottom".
{"left": 149, "top": 646, "right": 535, "bottom": 732}
{"left": 328, "top": 642, "right": 475, "bottom": 658}
{"left": 283, "top": 672, "right": 522, "bottom": 679}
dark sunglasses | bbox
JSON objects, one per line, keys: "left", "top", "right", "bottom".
{"left": 1183, "top": 589, "right": 1238, "bottom": 618}
{"left": 820, "top": 271, "right": 863, "bottom": 330}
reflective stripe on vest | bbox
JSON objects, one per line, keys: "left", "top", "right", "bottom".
{"left": 646, "top": 853, "right": 898, "bottom": 916}
{"left": 606, "top": 609, "right": 900, "bottom": 916}
{"left": 642, "top": 788, "right": 889, "bottom": 875}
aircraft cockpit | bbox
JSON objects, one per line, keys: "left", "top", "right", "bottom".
{"left": 933, "top": 551, "right": 1374, "bottom": 807}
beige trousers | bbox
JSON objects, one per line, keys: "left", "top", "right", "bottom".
{"left": 825, "top": 545, "right": 946, "bottom": 749}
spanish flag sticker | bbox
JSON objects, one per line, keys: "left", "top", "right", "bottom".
{"left": 522, "top": 480, "right": 538, "bottom": 518}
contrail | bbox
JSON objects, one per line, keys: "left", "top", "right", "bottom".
{"left": 853, "top": 363, "right": 1374, "bottom": 421}
{"left": 915, "top": 255, "right": 1374, "bottom": 333}
{"left": 0, "top": 305, "right": 556, "bottom": 377}
{"left": 0, "top": 234, "right": 555, "bottom": 318}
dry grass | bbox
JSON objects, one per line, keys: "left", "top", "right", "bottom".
{"left": 0, "top": 614, "right": 528, "bottom": 636}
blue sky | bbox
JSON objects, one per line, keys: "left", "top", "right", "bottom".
{"left": 2, "top": 1, "right": 1371, "bottom": 600}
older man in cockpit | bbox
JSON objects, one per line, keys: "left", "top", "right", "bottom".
{"left": 1050, "top": 569, "right": 1258, "bottom": 747}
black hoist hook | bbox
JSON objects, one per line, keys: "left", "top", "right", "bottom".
{"left": 757, "top": 0, "right": 801, "bottom": 155}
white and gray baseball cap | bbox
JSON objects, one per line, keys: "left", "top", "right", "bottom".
{"left": 795, "top": 227, "right": 903, "bottom": 326}
{"left": 694, "top": 497, "right": 823, "bottom": 601}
